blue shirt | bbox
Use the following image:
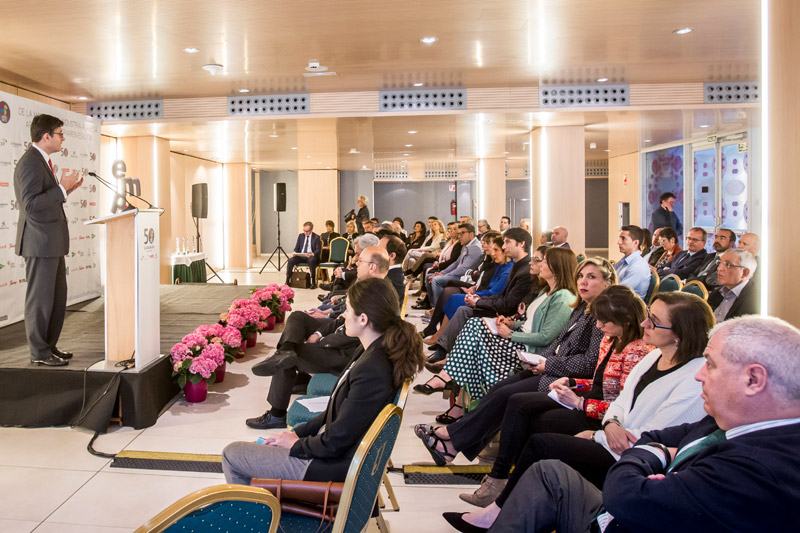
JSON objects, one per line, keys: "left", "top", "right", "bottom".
{"left": 615, "top": 250, "right": 651, "bottom": 299}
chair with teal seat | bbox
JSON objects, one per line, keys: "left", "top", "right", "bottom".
{"left": 253, "top": 404, "right": 403, "bottom": 533}
{"left": 135, "top": 484, "right": 280, "bottom": 533}
{"left": 318, "top": 237, "right": 350, "bottom": 282}
{"left": 286, "top": 373, "right": 340, "bottom": 428}
{"left": 658, "top": 274, "right": 683, "bottom": 293}
{"left": 681, "top": 280, "right": 709, "bottom": 300}
{"left": 645, "top": 271, "right": 660, "bottom": 304}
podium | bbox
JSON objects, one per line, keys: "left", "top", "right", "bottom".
{"left": 86, "top": 209, "right": 161, "bottom": 370}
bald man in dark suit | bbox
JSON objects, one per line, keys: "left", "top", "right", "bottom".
{"left": 14, "top": 114, "right": 82, "bottom": 366}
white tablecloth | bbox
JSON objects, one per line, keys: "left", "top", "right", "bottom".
{"left": 170, "top": 252, "right": 205, "bottom": 267}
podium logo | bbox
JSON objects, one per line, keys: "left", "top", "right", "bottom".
{"left": 0, "top": 102, "right": 9, "bottom": 124}
{"left": 144, "top": 228, "right": 155, "bottom": 245}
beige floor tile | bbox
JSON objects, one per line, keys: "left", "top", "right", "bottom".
{"left": 0, "top": 519, "right": 39, "bottom": 533}
{"left": 34, "top": 523, "right": 132, "bottom": 533}
{"left": 0, "top": 466, "right": 95, "bottom": 522}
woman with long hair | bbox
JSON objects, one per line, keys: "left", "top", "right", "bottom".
{"left": 404, "top": 219, "right": 445, "bottom": 273}
{"left": 407, "top": 220, "right": 427, "bottom": 249}
{"left": 222, "top": 277, "right": 425, "bottom": 485}
{"left": 415, "top": 257, "right": 617, "bottom": 458}
{"left": 446, "top": 292, "right": 715, "bottom": 532}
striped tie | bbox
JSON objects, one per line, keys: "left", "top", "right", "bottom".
{"left": 668, "top": 428, "right": 726, "bottom": 472}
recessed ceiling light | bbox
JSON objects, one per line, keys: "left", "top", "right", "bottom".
{"left": 306, "top": 155, "right": 312, "bottom": 158}
{"left": 504, "top": 151, "right": 510, "bottom": 154}
{"left": 291, "top": 146, "right": 297, "bottom": 150}
{"left": 644, "top": 139, "right": 652, "bottom": 143}
{"left": 604, "top": 149, "right": 611, "bottom": 152}
{"left": 202, "top": 63, "right": 223, "bottom": 75}
{"left": 699, "top": 124, "right": 710, "bottom": 128}
{"left": 673, "top": 27, "right": 693, "bottom": 35}
{"left": 413, "top": 82, "right": 424, "bottom": 87}
{"left": 420, "top": 36, "right": 438, "bottom": 44}
{"left": 326, "top": 166, "right": 331, "bottom": 169}
{"left": 183, "top": 149, "right": 188, "bottom": 152}
{"left": 183, "top": 47, "right": 199, "bottom": 54}
{"left": 348, "top": 148, "right": 360, "bottom": 154}
{"left": 596, "top": 77, "right": 608, "bottom": 83}
{"left": 238, "top": 89, "right": 250, "bottom": 93}
{"left": 317, "top": 161, "right": 323, "bottom": 164}
{"left": 589, "top": 142, "right": 597, "bottom": 150}
{"left": 405, "top": 144, "right": 413, "bottom": 147}
{"left": 408, "top": 130, "right": 418, "bottom": 134}
{"left": 269, "top": 134, "right": 279, "bottom": 138}
{"left": 403, "top": 153, "right": 409, "bottom": 156}
{"left": 77, "top": 96, "right": 88, "bottom": 101}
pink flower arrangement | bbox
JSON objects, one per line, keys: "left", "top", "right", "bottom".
{"left": 188, "top": 355, "right": 218, "bottom": 380}
{"left": 250, "top": 283, "right": 294, "bottom": 317}
{"left": 224, "top": 298, "right": 270, "bottom": 335}
{"left": 194, "top": 323, "right": 242, "bottom": 363}
{"left": 170, "top": 339, "right": 219, "bottom": 388}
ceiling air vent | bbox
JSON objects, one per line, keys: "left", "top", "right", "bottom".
{"left": 86, "top": 99, "right": 163, "bottom": 121}
{"left": 227, "top": 94, "right": 310, "bottom": 116}
{"left": 379, "top": 89, "right": 466, "bottom": 112}
{"left": 424, "top": 162, "right": 458, "bottom": 179}
{"left": 703, "top": 83, "right": 759, "bottom": 103}
{"left": 540, "top": 85, "right": 629, "bottom": 108}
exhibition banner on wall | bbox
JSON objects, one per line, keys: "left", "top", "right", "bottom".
{"left": 0, "top": 90, "right": 102, "bottom": 327}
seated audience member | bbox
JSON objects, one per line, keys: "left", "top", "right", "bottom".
{"left": 415, "top": 255, "right": 612, "bottom": 447}
{"left": 498, "top": 216, "right": 511, "bottom": 234}
{"left": 416, "top": 247, "right": 578, "bottom": 411}
{"left": 709, "top": 248, "right": 758, "bottom": 321}
{"left": 319, "top": 219, "right": 340, "bottom": 260}
{"left": 651, "top": 226, "right": 681, "bottom": 272}
{"left": 476, "top": 219, "right": 491, "bottom": 238}
{"left": 451, "top": 285, "right": 650, "bottom": 507}
{"left": 409, "top": 221, "right": 460, "bottom": 285}
{"left": 244, "top": 246, "right": 391, "bottom": 430}
{"left": 323, "top": 233, "right": 379, "bottom": 296}
{"left": 614, "top": 225, "right": 651, "bottom": 299}
{"left": 639, "top": 228, "right": 653, "bottom": 257}
{"left": 422, "top": 233, "right": 509, "bottom": 343}
{"left": 519, "top": 218, "right": 531, "bottom": 233}
{"left": 343, "top": 220, "right": 358, "bottom": 249}
{"left": 425, "top": 228, "right": 533, "bottom": 362}
{"left": 446, "top": 291, "right": 714, "bottom": 532}
{"left": 379, "top": 234, "right": 408, "bottom": 304}
{"left": 392, "top": 216, "right": 408, "bottom": 238}
{"left": 223, "top": 278, "right": 425, "bottom": 485}
{"left": 285, "top": 221, "right": 322, "bottom": 289}
{"left": 479, "top": 315, "right": 800, "bottom": 533}
{"left": 645, "top": 227, "right": 665, "bottom": 266}
{"left": 425, "top": 223, "right": 482, "bottom": 307}
{"left": 686, "top": 227, "right": 735, "bottom": 288}
{"left": 406, "top": 220, "right": 428, "bottom": 249}
{"left": 657, "top": 227, "right": 708, "bottom": 279}
{"left": 738, "top": 231, "right": 762, "bottom": 291}
{"left": 550, "top": 226, "right": 570, "bottom": 248}
{"left": 362, "top": 219, "right": 375, "bottom": 234}
{"left": 460, "top": 215, "right": 474, "bottom": 226}
{"left": 404, "top": 220, "right": 444, "bottom": 272}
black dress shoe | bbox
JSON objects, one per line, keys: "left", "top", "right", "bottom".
{"left": 252, "top": 348, "right": 298, "bottom": 376}
{"left": 309, "top": 283, "right": 318, "bottom": 290}
{"left": 31, "top": 354, "right": 68, "bottom": 367}
{"left": 317, "top": 294, "right": 328, "bottom": 302}
{"left": 52, "top": 347, "right": 73, "bottom": 360}
{"left": 428, "top": 346, "right": 447, "bottom": 364}
{"left": 412, "top": 302, "right": 432, "bottom": 310}
{"left": 319, "top": 282, "right": 332, "bottom": 291}
{"left": 442, "top": 512, "right": 488, "bottom": 533}
{"left": 245, "top": 411, "right": 287, "bottom": 430}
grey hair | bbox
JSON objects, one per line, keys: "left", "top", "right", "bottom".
{"left": 358, "top": 195, "right": 369, "bottom": 206}
{"left": 710, "top": 316, "right": 800, "bottom": 400}
{"left": 356, "top": 233, "right": 380, "bottom": 249}
{"left": 722, "top": 248, "right": 757, "bottom": 278}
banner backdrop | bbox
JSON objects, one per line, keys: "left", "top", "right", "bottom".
{"left": 0, "top": 90, "right": 102, "bottom": 327}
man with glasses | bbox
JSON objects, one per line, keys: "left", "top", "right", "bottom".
{"left": 686, "top": 228, "right": 736, "bottom": 289}
{"left": 708, "top": 248, "right": 758, "bottom": 322}
{"left": 657, "top": 227, "right": 708, "bottom": 279}
{"left": 245, "top": 246, "right": 392, "bottom": 430}
{"left": 426, "top": 223, "right": 482, "bottom": 307}
{"left": 14, "top": 114, "right": 82, "bottom": 367}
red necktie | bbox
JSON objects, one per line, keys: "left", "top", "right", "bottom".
{"left": 48, "top": 159, "right": 55, "bottom": 176}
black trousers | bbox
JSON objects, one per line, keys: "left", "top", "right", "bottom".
{"left": 266, "top": 312, "right": 353, "bottom": 410}
{"left": 24, "top": 256, "right": 66, "bottom": 359}
{"left": 495, "top": 433, "right": 616, "bottom": 508}
{"left": 447, "top": 370, "right": 541, "bottom": 460}
{"left": 286, "top": 255, "right": 319, "bottom": 283}
{"left": 490, "top": 392, "right": 601, "bottom": 479}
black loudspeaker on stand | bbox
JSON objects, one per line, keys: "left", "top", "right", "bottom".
{"left": 191, "top": 183, "right": 224, "bottom": 283}
{"left": 260, "top": 182, "right": 289, "bottom": 273}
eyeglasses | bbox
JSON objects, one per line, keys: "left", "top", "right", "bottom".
{"left": 355, "top": 259, "right": 375, "bottom": 266}
{"left": 644, "top": 308, "right": 672, "bottom": 330}
{"left": 458, "top": 231, "right": 469, "bottom": 236}
{"left": 720, "top": 260, "right": 745, "bottom": 269}
{"left": 531, "top": 257, "right": 543, "bottom": 263}
{"left": 51, "top": 131, "right": 65, "bottom": 138}
{"left": 685, "top": 237, "right": 704, "bottom": 243}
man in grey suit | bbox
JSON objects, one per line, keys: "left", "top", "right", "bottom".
{"left": 14, "top": 114, "right": 83, "bottom": 366}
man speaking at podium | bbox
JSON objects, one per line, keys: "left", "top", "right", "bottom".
{"left": 14, "top": 114, "right": 83, "bottom": 366}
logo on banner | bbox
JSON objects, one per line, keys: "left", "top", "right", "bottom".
{"left": 144, "top": 228, "right": 155, "bottom": 245}
{"left": 0, "top": 102, "right": 9, "bottom": 124}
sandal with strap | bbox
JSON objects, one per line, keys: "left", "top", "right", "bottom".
{"left": 435, "top": 404, "right": 462, "bottom": 425}
{"left": 420, "top": 427, "right": 456, "bottom": 466}
{"left": 413, "top": 375, "right": 453, "bottom": 395}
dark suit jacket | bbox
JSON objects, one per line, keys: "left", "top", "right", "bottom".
{"left": 707, "top": 279, "right": 759, "bottom": 320}
{"left": 292, "top": 232, "right": 322, "bottom": 259}
{"left": 14, "top": 147, "right": 69, "bottom": 257}
{"left": 686, "top": 252, "right": 721, "bottom": 288}
{"left": 292, "top": 337, "right": 396, "bottom": 481}
{"left": 386, "top": 266, "right": 406, "bottom": 305}
{"left": 604, "top": 416, "right": 800, "bottom": 532}
{"left": 657, "top": 249, "right": 707, "bottom": 279}
{"left": 474, "top": 255, "right": 532, "bottom": 317}
{"left": 651, "top": 206, "right": 682, "bottom": 234}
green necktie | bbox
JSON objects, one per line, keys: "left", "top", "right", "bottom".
{"left": 668, "top": 428, "right": 726, "bottom": 472}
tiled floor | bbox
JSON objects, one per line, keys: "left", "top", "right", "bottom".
{"left": 0, "top": 265, "right": 478, "bottom": 532}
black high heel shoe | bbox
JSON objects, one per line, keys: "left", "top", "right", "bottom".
{"left": 413, "top": 375, "right": 457, "bottom": 395}
{"left": 435, "top": 404, "right": 462, "bottom": 425}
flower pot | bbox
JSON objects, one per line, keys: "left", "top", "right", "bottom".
{"left": 214, "top": 362, "right": 226, "bottom": 383}
{"left": 266, "top": 315, "right": 277, "bottom": 331}
{"left": 238, "top": 340, "right": 247, "bottom": 357}
{"left": 246, "top": 332, "right": 257, "bottom": 348}
{"left": 184, "top": 380, "right": 208, "bottom": 403}
{"left": 276, "top": 313, "right": 285, "bottom": 324}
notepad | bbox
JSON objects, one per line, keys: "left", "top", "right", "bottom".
{"left": 297, "top": 396, "right": 330, "bottom": 413}
{"left": 482, "top": 317, "right": 499, "bottom": 335}
{"left": 547, "top": 389, "right": 577, "bottom": 410}
{"left": 516, "top": 349, "right": 546, "bottom": 366}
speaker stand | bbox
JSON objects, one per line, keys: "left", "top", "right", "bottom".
{"left": 194, "top": 216, "right": 225, "bottom": 283}
{"left": 260, "top": 210, "right": 289, "bottom": 274}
